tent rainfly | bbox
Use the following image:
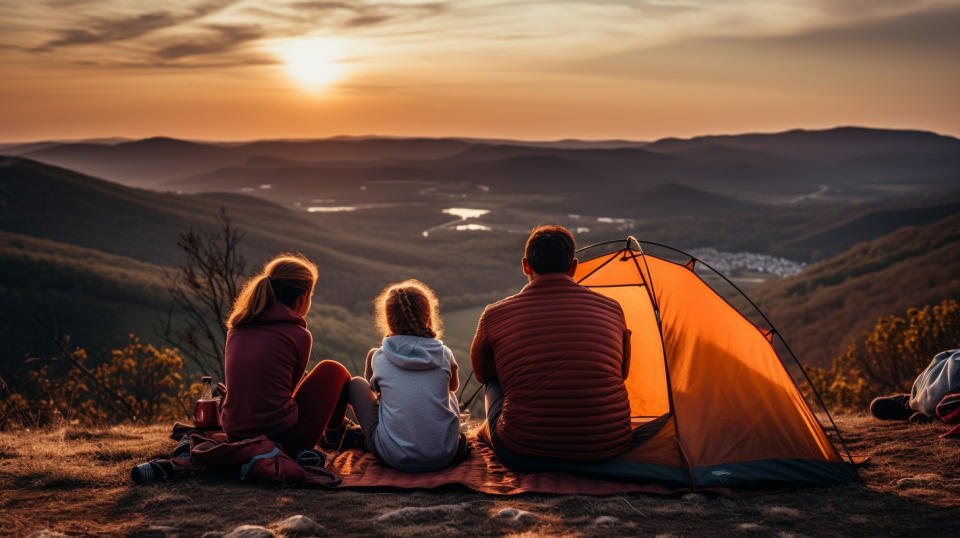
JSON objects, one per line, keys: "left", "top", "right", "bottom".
{"left": 562, "top": 238, "right": 859, "bottom": 493}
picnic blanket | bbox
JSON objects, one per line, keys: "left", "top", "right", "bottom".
{"left": 330, "top": 435, "right": 685, "bottom": 496}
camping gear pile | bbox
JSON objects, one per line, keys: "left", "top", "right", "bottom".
{"left": 871, "top": 349, "right": 960, "bottom": 438}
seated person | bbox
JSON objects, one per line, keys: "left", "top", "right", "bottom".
{"left": 348, "top": 279, "right": 467, "bottom": 472}
{"left": 470, "top": 225, "right": 632, "bottom": 471}
{"left": 871, "top": 349, "right": 960, "bottom": 422}
{"left": 219, "top": 255, "right": 353, "bottom": 456}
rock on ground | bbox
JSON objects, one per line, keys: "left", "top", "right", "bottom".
{"left": 496, "top": 507, "right": 538, "bottom": 524}
{"left": 132, "top": 525, "right": 178, "bottom": 537}
{"left": 895, "top": 473, "right": 943, "bottom": 488}
{"left": 28, "top": 532, "right": 67, "bottom": 538}
{"left": 223, "top": 525, "right": 277, "bottom": 538}
{"left": 374, "top": 503, "right": 471, "bottom": 524}
{"left": 762, "top": 505, "right": 804, "bottom": 518}
{"left": 592, "top": 516, "right": 619, "bottom": 527}
{"left": 272, "top": 515, "right": 324, "bottom": 537}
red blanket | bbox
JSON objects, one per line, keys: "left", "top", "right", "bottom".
{"left": 329, "top": 436, "right": 683, "bottom": 496}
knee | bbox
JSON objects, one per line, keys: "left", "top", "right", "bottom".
{"left": 348, "top": 376, "right": 372, "bottom": 395}
{"left": 349, "top": 376, "right": 369, "bottom": 387}
{"left": 314, "top": 360, "right": 351, "bottom": 382}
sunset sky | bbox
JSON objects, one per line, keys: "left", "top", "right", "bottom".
{"left": 2, "top": 0, "right": 959, "bottom": 142}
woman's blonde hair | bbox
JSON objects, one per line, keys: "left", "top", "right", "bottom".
{"left": 374, "top": 279, "right": 443, "bottom": 339}
{"left": 226, "top": 254, "right": 318, "bottom": 328}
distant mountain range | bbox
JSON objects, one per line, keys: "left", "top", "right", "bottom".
{"left": 1, "top": 126, "right": 958, "bottom": 382}
{"left": 3, "top": 127, "right": 957, "bottom": 203}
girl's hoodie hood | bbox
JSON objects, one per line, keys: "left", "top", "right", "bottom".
{"left": 381, "top": 335, "right": 447, "bottom": 371}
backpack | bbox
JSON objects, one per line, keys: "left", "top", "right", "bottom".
{"left": 909, "top": 349, "right": 960, "bottom": 417}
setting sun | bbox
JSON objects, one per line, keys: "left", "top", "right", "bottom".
{"left": 279, "top": 38, "right": 344, "bottom": 90}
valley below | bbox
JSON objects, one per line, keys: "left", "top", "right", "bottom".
{"left": 1, "top": 126, "right": 958, "bottom": 397}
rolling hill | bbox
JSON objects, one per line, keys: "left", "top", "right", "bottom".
{"left": 12, "top": 127, "right": 959, "bottom": 202}
{"left": 19, "top": 137, "right": 474, "bottom": 188}
{"left": 555, "top": 183, "right": 764, "bottom": 219}
{"left": 645, "top": 126, "right": 960, "bottom": 161}
{"left": 3, "top": 126, "right": 958, "bottom": 394}
{"left": 0, "top": 157, "right": 525, "bottom": 380}
{"left": 753, "top": 212, "right": 960, "bottom": 368}
{"left": 0, "top": 157, "right": 521, "bottom": 306}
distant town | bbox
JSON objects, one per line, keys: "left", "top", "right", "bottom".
{"left": 689, "top": 248, "right": 807, "bottom": 278}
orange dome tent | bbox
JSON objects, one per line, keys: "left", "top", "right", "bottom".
{"left": 565, "top": 238, "right": 858, "bottom": 492}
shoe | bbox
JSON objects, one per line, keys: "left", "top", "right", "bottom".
{"left": 319, "top": 420, "right": 366, "bottom": 452}
{"left": 449, "top": 433, "right": 470, "bottom": 466}
{"left": 131, "top": 460, "right": 175, "bottom": 484}
{"left": 909, "top": 411, "right": 934, "bottom": 424}
{"left": 339, "top": 424, "right": 367, "bottom": 451}
{"left": 172, "top": 435, "right": 191, "bottom": 459}
{"left": 870, "top": 394, "right": 913, "bottom": 420}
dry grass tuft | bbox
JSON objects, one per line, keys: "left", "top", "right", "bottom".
{"left": 2, "top": 415, "right": 960, "bottom": 536}
{"left": 373, "top": 502, "right": 472, "bottom": 523}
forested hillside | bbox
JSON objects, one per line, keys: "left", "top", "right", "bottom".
{"left": 2, "top": 126, "right": 958, "bottom": 391}
{"left": 0, "top": 157, "right": 522, "bottom": 380}
{"left": 753, "top": 213, "right": 960, "bottom": 367}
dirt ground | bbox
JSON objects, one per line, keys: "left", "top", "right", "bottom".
{"left": 1, "top": 415, "right": 959, "bottom": 537}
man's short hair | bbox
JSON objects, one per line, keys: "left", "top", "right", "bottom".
{"left": 524, "top": 225, "right": 576, "bottom": 274}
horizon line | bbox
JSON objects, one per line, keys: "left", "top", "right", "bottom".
{"left": 3, "top": 124, "right": 959, "bottom": 146}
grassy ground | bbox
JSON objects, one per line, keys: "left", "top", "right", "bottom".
{"left": 1, "top": 415, "right": 959, "bottom": 537}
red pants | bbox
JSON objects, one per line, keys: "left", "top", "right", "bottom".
{"left": 275, "top": 360, "right": 351, "bottom": 454}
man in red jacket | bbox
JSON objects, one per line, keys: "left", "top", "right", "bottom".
{"left": 471, "top": 225, "right": 632, "bottom": 471}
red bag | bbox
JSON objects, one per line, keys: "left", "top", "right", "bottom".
{"left": 935, "top": 393, "right": 960, "bottom": 439}
{"left": 172, "top": 433, "right": 341, "bottom": 487}
{"left": 936, "top": 393, "right": 960, "bottom": 424}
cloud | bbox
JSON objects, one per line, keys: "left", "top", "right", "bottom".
{"left": 45, "top": 0, "right": 106, "bottom": 6}
{"left": 572, "top": 4, "right": 960, "bottom": 90}
{"left": 272, "top": 0, "right": 447, "bottom": 27}
{"left": 74, "top": 52, "right": 281, "bottom": 69}
{"left": 33, "top": 0, "right": 239, "bottom": 51}
{"left": 812, "top": 0, "right": 938, "bottom": 17}
{"left": 549, "top": 0, "right": 696, "bottom": 14}
{"left": 344, "top": 14, "right": 393, "bottom": 27}
{"left": 289, "top": 1, "right": 356, "bottom": 9}
{"left": 154, "top": 24, "right": 265, "bottom": 60}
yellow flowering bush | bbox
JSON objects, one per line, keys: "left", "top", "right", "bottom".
{"left": 0, "top": 335, "right": 191, "bottom": 428}
{"left": 809, "top": 299, "right": 960, "bottom": 411}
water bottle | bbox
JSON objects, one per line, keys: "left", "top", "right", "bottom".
{"left": 193, "top": 376, "right": 220, "bottom": 429}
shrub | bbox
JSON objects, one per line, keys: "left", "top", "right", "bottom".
{"left": 809, "top": 298, "right": 960, "bottom": 411}
{"left": 0, "top": 334, "right": 191, "bottom": 429}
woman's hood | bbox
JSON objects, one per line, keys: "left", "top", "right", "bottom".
{"left": 381, "top": 335, "right": 447, "bottom": 371}
{"left": 252, "top": 302, "right": 306, "bottom": 327}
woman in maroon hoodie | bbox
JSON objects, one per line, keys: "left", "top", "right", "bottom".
{"left": 219, "top": 254, "right": 352, "bottom": 456}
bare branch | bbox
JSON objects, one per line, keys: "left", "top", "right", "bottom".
{"left": 160, "top": 208, "right": 247, "bottom": 381}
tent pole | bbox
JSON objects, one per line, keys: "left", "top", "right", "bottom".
{"left": 627, "top": 236, "right": 698, "bottom": 490}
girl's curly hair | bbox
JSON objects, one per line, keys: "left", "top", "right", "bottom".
{"left": 374, "top": 279, "right": 443, "bottom": 339}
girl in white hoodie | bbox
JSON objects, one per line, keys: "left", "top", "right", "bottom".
{"left": 348, "top": 279, "right": 466, "bottom": 471}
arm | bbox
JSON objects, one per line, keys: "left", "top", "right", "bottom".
{"left": 364, "top": 348, "right": 376, "bottom": 381}
{"left": 470, "top": 310, "right": 496, "bottom": 383}
{"left": 449, "top": 356, "right": 460, "bottom": 392}
{"left": 290, "top": 331, "right": 312, "bottom": 394}
{"left": 621, "top": 328, "right": 632, "bottom": 380}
